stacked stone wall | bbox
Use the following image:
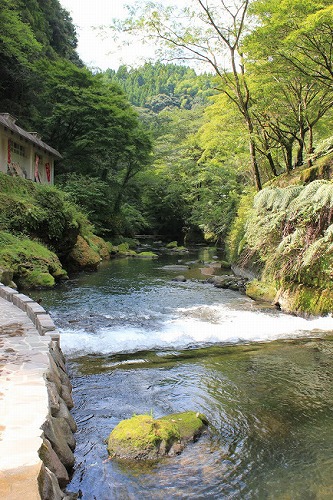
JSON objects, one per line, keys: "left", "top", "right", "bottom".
{"left": 0, "top": 284, "right": 77, "bottom": 499}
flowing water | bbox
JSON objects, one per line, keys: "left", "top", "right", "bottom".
{"left": 33, "top": 248, "right": 333, "bottom": 499}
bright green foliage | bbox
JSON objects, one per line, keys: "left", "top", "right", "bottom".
{"left": 0, "top": 0, "right": 81, "bottom": 124}
{"left": 227, "top": 190, "right": 256, "bottom": 263}
{"left": 137, "top": 98, "right": 244, "bottom": 244}
{"left": 105, "top": 62, "right": 215, "bottom": 109}
{"left": 0, "top": 0, "right": 41, "bottom": 63}
{"left": 249, "top": 0, "right": 333, "bottom": 85}
{"left": 0, "top": 174, "right": 87, "bottom": 257}
{"left": 245, "top": 0, "right": 333, "bottom": 172}
{"left": 237, "top": 179, "right": 333, "bottom": 314}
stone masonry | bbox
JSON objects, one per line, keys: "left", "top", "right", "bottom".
{"left": 0, "top": 284, "right": 77, "bottom": 499}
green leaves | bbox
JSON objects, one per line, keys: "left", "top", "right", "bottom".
{"left": 0, "top": 0, "right": 41, "bottom": 63}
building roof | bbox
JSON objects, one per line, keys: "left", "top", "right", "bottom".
{"left": 0, "top": 113, "right": 62, "bottom": 159}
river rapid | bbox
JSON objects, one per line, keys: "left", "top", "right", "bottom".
{"left": 33, "top": 248, "right": 333, "bottom": 499}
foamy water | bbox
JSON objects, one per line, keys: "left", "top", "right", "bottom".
{"left": 59, "top": 302, "right": 333, "bottom": 356}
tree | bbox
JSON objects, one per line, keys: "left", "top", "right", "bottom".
{"left": 249, "top": 1, "right": 333, "bottom": 86}
{"left": 112, "top": 0, "right": 263, "bottom": 190}
{"left": 245, "top": 0, "right": 333, "bottom": 170}
{"left": 34, "top": 59, "right": 150, "bottom": 179}
{"left": 32, "top": 59, "right": 153, "bottom": 232}
{"left": 0, "top": 0, "right": 42, "bottom": 121}
{"left": 104, "top": 61, "right": 215, "bottom": 109}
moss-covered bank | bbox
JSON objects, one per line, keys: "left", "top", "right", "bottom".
{"left": 228, "top": 156, "right": 333, "bottom": 316}
{"left": 0, "top": 173, "right": 109, "bottom": 289}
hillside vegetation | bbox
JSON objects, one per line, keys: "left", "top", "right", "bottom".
{"left": 228, "top": 151, "right": 333, "bottom": 316}
{"left": 1, "top": 0, "right": 333, "bottom": 315}
{"left": 0, "top": 174, "right": 109, "bottom": 289}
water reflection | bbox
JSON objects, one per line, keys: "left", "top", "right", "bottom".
{"left": 67, "top": 339, "right": 333, "bottom": 499}
{"left": 31, "top": 252, "right": 333, "bottom": 498}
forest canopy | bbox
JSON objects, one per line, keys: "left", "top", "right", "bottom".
{"left": 1, "top": 0, "right": 332, "bottom": 245}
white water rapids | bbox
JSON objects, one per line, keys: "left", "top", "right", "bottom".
{"left": 60, "top": 298, "right": 333, "bottom": 356}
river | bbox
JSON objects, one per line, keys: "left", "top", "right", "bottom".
{"left": 32, "top": 247, "right": 333, "bottom": 499}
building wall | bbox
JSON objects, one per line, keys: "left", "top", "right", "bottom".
{"left": 0, "top": 128, "right": 55, "bottom": 184}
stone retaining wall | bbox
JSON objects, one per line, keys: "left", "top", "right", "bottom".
{"left": 0, "top": 284, "right": 76, "bottom": 499}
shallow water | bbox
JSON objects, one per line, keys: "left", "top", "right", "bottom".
{"left": 33, "top": 249, "right": 333, "bottom": 499}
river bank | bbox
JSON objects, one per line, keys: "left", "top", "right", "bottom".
{"left": 0, "top": 284, "right": 76, "bottom": 499}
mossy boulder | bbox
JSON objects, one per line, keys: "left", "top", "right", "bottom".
{"left": 0, "top": 267, "right": 14, "bottom": 286}
{"left": 246, "top": 279, "right": 278, "bottom": 303}
{"left": 166, "top": 241, "right": 178, "bottom": 249}
{"left": 159, "top": 411, "right": 208, "bottom": 443}
{"left": 89, "top": 235, "right": 110, "bottom": 260}
{"left": 107, "top": 411, "right": 208, "bottom": 460}
{"left": 20, "top": 270, "right": 55, "bottom": 289}
{"left": 0, "top": 231, "right": 68, "bottom": 289}
{"left": 136, "top": 251, "right": 158, "bottom": 259}
{"left": 67, "top": 235, "right": 101, "bottom": 270}
{"left": 220, "top": 260, "right": 231, "bottom": 269}
{"left": 171, "top": 246, "right": 188, "bottom": 254}
{"left": 113, "top": 242, "right": 137, "bottom": 257}
{"left": 276, "top": 285, "right": 333, "bottom": 316}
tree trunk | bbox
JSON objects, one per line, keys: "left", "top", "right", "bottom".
{"left": 249, "top": 135, "right": 262, "bottom": 190}
{"left": 266, "top": 151, "right": 278, "bottom": 176}
{"left": 246, "top": 118, "right": 262, "bottom": 190}
{"left": 295, "top": 138, "right": 304, "bottom": 167}
{"left": 307, "top": 124, "right": 314, "bottom": 167}
{"left": 284, "top": 143, "right": 293, "bottom": 173}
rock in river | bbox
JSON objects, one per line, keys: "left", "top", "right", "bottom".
{"left": 107, "top": 411, "right": 208, "bottom": 460}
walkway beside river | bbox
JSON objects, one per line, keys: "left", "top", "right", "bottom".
{"left": 0, "top": 288, "right": 57, "bottom": 499}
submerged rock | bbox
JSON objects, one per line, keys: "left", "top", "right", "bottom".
{"left": 107, "top": 411, "right": 208, "bottom": 460}
{"left": 162, "top": 265, "right": 189, "bottom": 272}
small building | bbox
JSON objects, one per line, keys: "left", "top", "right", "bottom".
{"left": 0, "top": 113, "right": 61, "bottom": 185}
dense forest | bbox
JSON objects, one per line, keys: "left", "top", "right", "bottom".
{"left": 1, "top": 0, "right": 333, "bottom": 311}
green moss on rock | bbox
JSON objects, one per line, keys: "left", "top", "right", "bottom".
{"left": 246, "top": 280, "right": 278, "bottom": 303}
{"left": 21, "top": 270, "right": 55, "bottom": 289}
{"left": 0, "top": 230, "right": 67, "bottom": 289}
{"left": 160, "top": 411, "right": 208, "bottom": 442}
{"left": 107, "top": 414, "right": 180, "bottom": 460}
{"left": 68, "top": 235, "right": 101, "bottom": 270}
{"left": 220, "top": 260, "right": 231, "bottom": 269}
{"left": 136, "top": 251, "right": 158, "bottom": 258}
{"left": 89, "top": 235, "right": 110, "bottom": 260}
{"left": 276, "top": 285, "right": 333, "bottom": 317}
{"left": 166, "top": 241, "right": 178, "bottom": 249}
{"left": 107, "top": 411, "right": 208, "bottom": 460}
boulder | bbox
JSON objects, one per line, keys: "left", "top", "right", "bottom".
{"left": 0, "top": 267, "right": 14, "bottom": 286}
{"left": 67, "top": 235, "right": 101, "bottom": 271}
{"left": 107, "top": 411, "right": 208, "bottom": 460}
{"left": 172, "top": 275, "right": 186, "bottom": 282}
{"left": 42, "top": 417, "right": 75, "bottom": 469}
{"left": 246, "top": 279, "right": 278, "bottom": 303}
